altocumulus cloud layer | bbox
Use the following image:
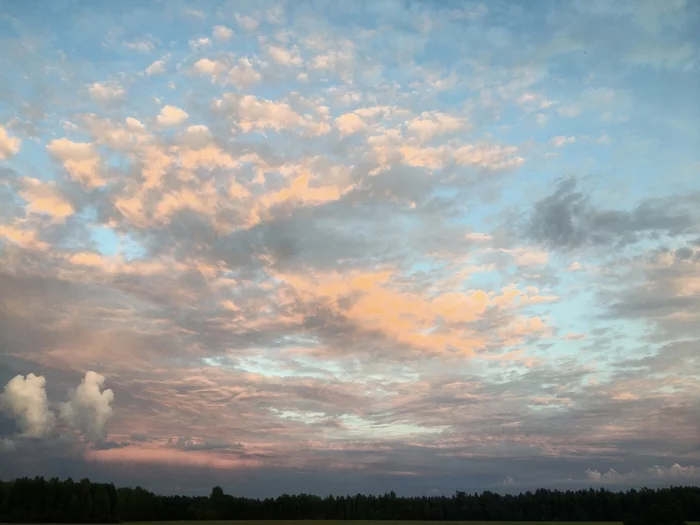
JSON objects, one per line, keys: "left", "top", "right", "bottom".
{"left": 0, "top": 0, "right": 699, "bottom": 497}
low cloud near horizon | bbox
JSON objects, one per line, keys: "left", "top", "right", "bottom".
{"left": 1, "top": 0, "right": 699, "bottom": 498}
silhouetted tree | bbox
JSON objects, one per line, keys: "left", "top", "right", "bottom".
{"left": 1, "top": 476, "right": 699, "bottom": 522}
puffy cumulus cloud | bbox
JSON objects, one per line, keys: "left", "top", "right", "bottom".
{"left": 551, "top": 135, "right": 576, "bottom": 147}
{"left": 60, "top": 372, "right": 115, "bottom": 441}
{"left": 405, "top": 111, "right": 467, "bottom": 143}
{"left": 156, "top": 105, "right": 189, "bottom": 127}
{"left": 192, "top": 56, "right": 262, "bottom": 88}
{"left": 18, "top": 177, "right": 74, "bottom": 221}
{"left": 214, "top": 93, "right": 330, "bottom": 135}
{"left": 334, "top": 112, "right": 367, "bottom": 135}
{"left": 0, "top": 222, "right": 49, "bottom": 251}
{"left": 0, "top": 125, "right": 21, "bottom": 159}
{"left": 145, "top": 59, "right": 167, "bottom": 75}
{"left": 266, "top": 43, "right": 303, "bottom": 67}
{"left": 192, "top": 57, "right": 227, "bottom": 78}
{"left": 45, "top": 138, "right": 105, "bottom": 188}
{"left": 88, "top": 81, "right": 125, "bottom": 103}
{"left": 226, "top": 57, "right": 262, "bottom": 89}
{"left": 0, "top": 372, "right": 115, "bottom": 442}
{"left": 0, "top": 374, "right": 55, "bottom": 438}
{"left": 212, "top": 25, "right": 234, "bottom": 41}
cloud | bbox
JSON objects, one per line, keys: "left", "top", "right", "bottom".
{"left": 18, "top": 177, "right": 74, "bottom": 221}
{"left": 551, "top": 136, "right": 575, "bottom": 147}
{"left": 88, "top": 81, "right": 125, "bottom": 103}
{"left": 266, "top": 44, "right": 303, "bottom": 67}
{"left": 0, "top": 125, "right": 22, "bottom": 159}
{"left": 1, "top": 0, "right": 700, "bottom": 497}
{"left": 0, "top": 373, "right": 55, "bottom": 437}
{"left": 586, "top": 463, "right": 700, "bottom": 484}
{"left": 214, "top": 93, "right": 329, "bottom": 135}
{"left": 525, "top": 177, "right": 698, "bottom": 250}
{"left": 405, "top": 112, "right": 467, "bottom": 143}
{"left": 213, "top": 25, "right": 234, "bottom": 41}
{"left": 156, "top": 105, "right": 189, "bottom": 127}
{"left": 192, "top": 57, "right": 226, "bottom": 78}
{"left": 145, "top": 59, "right": 167, "bottom": 75}
{"left": 124, "top": 38, "right": 156, "bottom": 53}
{"left": 226, "top": 57, "right": 262, "bottom": 89}
{"left": 60, "top": 371, "right": 115, "bottom": 440}
{"left": 189, "top": 37, "right": 212, "bottom": 51}
{"left": 334, "top": 113, "right": 367, "bottom": 135}
{"left": 235, "top": 13, "right": 260, "bottom": 31}
{"left": 45, "top": 138, "right": 105, "bottom": 188}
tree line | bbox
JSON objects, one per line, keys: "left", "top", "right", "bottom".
{"left": 0, "top": 476, "right": 696, "bottom": 523}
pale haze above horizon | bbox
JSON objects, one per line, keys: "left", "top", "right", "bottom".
{"left": 0, "top": 0, "right": 699, "bottom": 498}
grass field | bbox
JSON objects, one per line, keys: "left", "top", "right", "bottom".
{"left": 122, "top": 521, "right": 626, "bottom": 525}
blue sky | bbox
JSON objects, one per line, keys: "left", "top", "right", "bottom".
{"left": 0, "top": 0, "right": 699, "bottom": 497}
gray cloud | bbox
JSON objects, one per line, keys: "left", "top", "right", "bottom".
{"left": 525, "top": 177, "right": 699, "bottom": 251}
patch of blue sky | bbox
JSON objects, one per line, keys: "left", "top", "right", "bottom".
{"left": 339, "top": 414, "right": 447, "bottom": 439}
{"left": 233, "top": 354, "right": 327, "bottom": 380}
{"left": 92, "top": 225, "right": 146, "bottom": 260}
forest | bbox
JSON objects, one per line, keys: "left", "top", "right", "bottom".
{"left": 0, "top": 477, "right": 696, "bottom": 523}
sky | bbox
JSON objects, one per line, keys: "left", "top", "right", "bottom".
{"left": 0, "top": 0, "right": 699, "bottom": 498}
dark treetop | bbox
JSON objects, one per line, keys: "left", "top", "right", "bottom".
{"left": 0, "top": 477, "right": 697, "bottom": 524}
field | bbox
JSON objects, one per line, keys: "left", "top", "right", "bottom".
{"left": 121, "top": 521, "right": 625, "bottom": 525}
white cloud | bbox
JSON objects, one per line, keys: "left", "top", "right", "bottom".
{"left": 266, "top": 44, "right": 303, "bottom": 66}
{"left": 157, "top": 105, "right": 189, "bottom": 127}
{"left": 212, "top": 25, "right": 234, "bottom": 41}
{"left": 405, "top": 111, "right": 466, "bottom": 143}
{"left": 60, "top": 371, "right": 115, "bottom": 440}
{"left": 189, "top": 37, "right": 212, "bottom": 51}
{"left": 0, "top": 125, "right": 21, "bottom": 159}
{"left": 453, "top": 143, "right": 524, "bottom": 171}
{"left": 88, "top": 81, "right": 125, "bottom": 103}
{"left": 235, "top": 13, "right": 260, "bottom": 31}
{"left": 145, "top": 59, "right": 166, "bottom": 75}
{"left": 551, "top": 135, "right": 576, "bottom": 147}
{"left": 334, "top": 113, "right": 368, "bottom": 135}
{"left": 226, "top": 57, "right": 262, "bottom": 89}
{"left": 192, "top": 57, "right": 226, "bottom": 78}
{"left": 46, "top": 138, "right": 105, "bottom": 188}
{"left": 124, "top": 38, "right": 155, "bottom": 53}
{"left": 125, "top": 117, "right": 146, "bottom": 133}
{"left": 215, "top": 93, "right": 329, "bottom": 136}
{"left": 466, "top": 232, "right": 493, "bottom": 242}
{"left": 0, "top": 373, "right": 55, "bottom": 438}
{"left": 19, "top": 177, "right": 74, "bottom": 221}
{"left": 568, "top": 261, "right": 582, "bottom": 271}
